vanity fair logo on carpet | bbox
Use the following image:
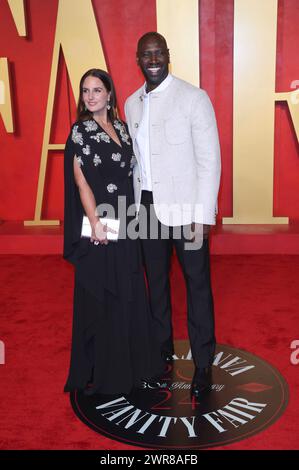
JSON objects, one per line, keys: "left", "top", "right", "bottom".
{"left": 70, "top": 341, "right": 288, "bottom": 449}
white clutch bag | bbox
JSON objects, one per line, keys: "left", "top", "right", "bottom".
{"left": 81, "top": 215, "right": 120, "bottom": 241}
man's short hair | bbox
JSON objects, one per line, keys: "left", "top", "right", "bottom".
{"left": 137, "top": 32, "right": 168, "bottom": 52}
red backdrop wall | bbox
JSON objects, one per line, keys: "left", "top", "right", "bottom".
{"left": 0, "top": 0, "right": 298, "bottom": 222}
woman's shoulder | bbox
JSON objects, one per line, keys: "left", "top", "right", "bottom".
{"left": 71, "top": 117, "right": 127, "bottom": 132}
{"left": 65, "top": 120, "right": 86, "bottom": 154}
{"left": 113, "top": 118, "right": 128, "bottom": 130}
{"left": 113, "top": 119, "right": 131, "bottom": 145}
{"left": 70, "top": 119, "right": 94, "bottom": 134}
{"left": 113, "top": 118, "right": 131, "bottom": 137}
{"left": 69, "top": 121, "right": 83, "bottom": 141}
{"left": 68, "top": 119, "right": 97, "bottom": 145}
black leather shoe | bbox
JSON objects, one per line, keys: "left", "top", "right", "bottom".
{"left": 191, "top": 367, "right": 212, "bottom": 398}
{"left": 161, "top": 350, "right": 174, "bottom": 363}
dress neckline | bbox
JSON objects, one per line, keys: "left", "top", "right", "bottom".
{"left": 92, "top": 118, "right": 122, "bottom": 149}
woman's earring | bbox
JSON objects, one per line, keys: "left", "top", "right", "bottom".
{"left": 107, "top": 100, "right": 111, "bottom": 110}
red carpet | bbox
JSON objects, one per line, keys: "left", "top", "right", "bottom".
{"left": 0, "top": 254, "right": 298, "bottom": 449}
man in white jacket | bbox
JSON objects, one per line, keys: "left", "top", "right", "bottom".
{"left": 125, "top": 32, "right": 221, "bottom": 397}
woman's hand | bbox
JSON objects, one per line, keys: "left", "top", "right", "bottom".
{"left": 90, "top": 219, "right": 108, "bottom": 246}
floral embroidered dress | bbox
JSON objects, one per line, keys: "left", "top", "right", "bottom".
{"left": 63, "top": 119, "right": 163, "bottom": 395}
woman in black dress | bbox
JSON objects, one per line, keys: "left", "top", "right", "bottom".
{"left": 63, "top": 69, "right": 163, "bottom": 395}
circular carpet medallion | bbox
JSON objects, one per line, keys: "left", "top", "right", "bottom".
{"left": 70, "top": 341, "right": 288, "bottom": 449}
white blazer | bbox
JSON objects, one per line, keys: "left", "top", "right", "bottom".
{"left": 124, "top": 76, "right": 221, "bottom": 226}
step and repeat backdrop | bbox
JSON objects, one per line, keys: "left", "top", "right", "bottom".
{"left": 0, "top": 0, "right": 298, "bottom": 226}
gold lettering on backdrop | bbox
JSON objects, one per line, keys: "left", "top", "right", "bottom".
{"left": 7, "top": 0, "right": 26, "bottom": 36}
{"left": 156, "top": 0, "right": 199, "bottom": 86}
{"left": 24, "top": 0, "right": 107, "bottom": 226}
{"left": 275, "top": 91, "right": 299, "bottom": 141}
{"left": 0, "top": 58, "right": 14, "bottom": 132}
{"left": 223, "top": 0, "right": 298, "bottom": 224}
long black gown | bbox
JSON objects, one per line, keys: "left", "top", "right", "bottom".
{"left": 63, "top": 118, "right": 164, "bottom": 395}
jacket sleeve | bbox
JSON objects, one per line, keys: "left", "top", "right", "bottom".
{"left": 191, "top": 90, "right": 221, "bottom": 225}
{"left": 124, "top": 99, "right": 129, "bottom": 130}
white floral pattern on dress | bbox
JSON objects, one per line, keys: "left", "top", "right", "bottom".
{"left": 113, "top": 120, "right": 122, "bottom": 131}
{"left": 82, "top": 144, "right": 91, "bottom": 155}
{"left": 120, "top": 128, "right": 130, "bottom": 145}
{"left": 120, "top": 161, "right": 125, "bottom": 168}
{"left": 72, "top": 125, "right": 83, "bottom": 145}
{"left": 83, "top": 120, "right": 98, "bottom": 132}
{"left": 93, "top": 154, "right": 101, "bottom": 166}
{"left": 114, "top": 120, "right": 131, "bottom": 146}
{"left": 90, "top": 132, "right": 110, "bottom": 143}
{"left": 112, "top": 152, "right": 121, "bottom": 162}
{"left": 107, "top": 183, "right": 118, "bottom": 193}
{"left": 128, "top": 170, "right": 133, "bottom": 177}
{"left": 75, "top": 155, "right": 83, "bottom": 167}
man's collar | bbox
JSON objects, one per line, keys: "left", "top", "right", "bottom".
{"left": 142, "top": 74, "right": 173, "bottom": 96}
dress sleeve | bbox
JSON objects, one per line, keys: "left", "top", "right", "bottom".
{"left": 63, "top": 127, "right": 84, "bottom": 264}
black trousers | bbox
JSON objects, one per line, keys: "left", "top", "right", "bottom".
{"left": 139, "top": 190, "right": 216, "bottom": 368}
